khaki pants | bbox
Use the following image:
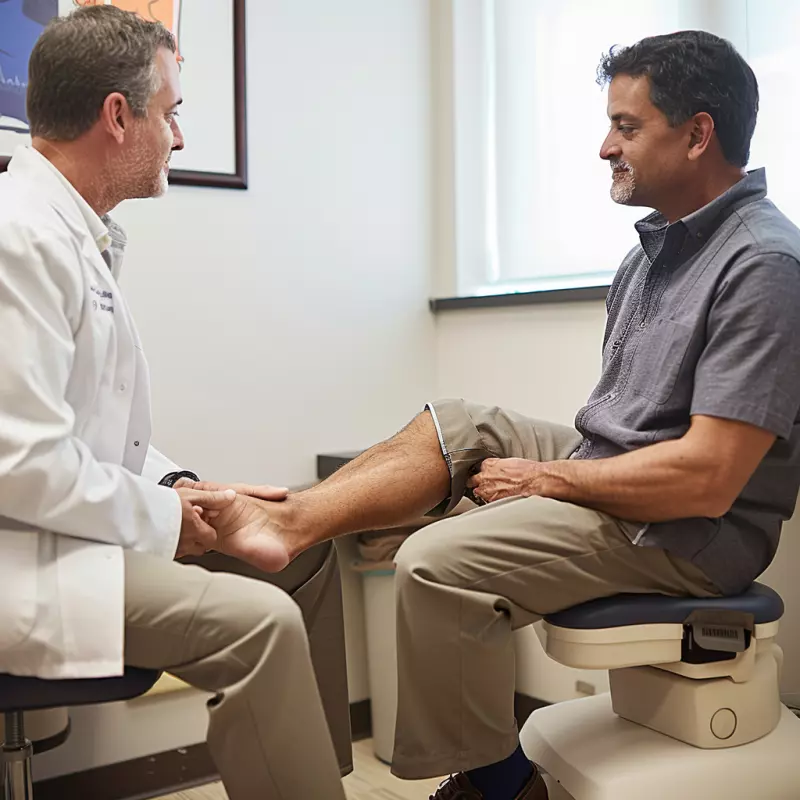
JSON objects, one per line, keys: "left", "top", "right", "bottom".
{"left": 391, "top": 400, "right": 721, "bottom": 780}
{"left": 124, "top": 541, "right": 349, "bottom": 800}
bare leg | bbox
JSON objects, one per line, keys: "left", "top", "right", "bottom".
{"left": 297, "top": 411, "right": 450, "bottom": 537}
{"left": 213, "top": 411, "right": 450, "bottom": 571}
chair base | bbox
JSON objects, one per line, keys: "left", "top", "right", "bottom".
{"left": 520, "top": 693, "right": 800, "bottom": 800}
{"left": 609, "top": 642, "right": 782, "bottom": 748}
{"left": 0, "top": 708, "right": 70, "bottom": 756}
{"left": 2, "top": 716, "right": 33, "bottom": 800}
{"left": 2, "top": 752, "right": 33, "bottom": 800}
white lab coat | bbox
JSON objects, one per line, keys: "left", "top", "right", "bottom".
{"left": 0, "top": 146, "right": 183, "bottom": 679}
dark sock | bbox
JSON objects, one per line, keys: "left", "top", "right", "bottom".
{"left": 465, "top": 743, "right": 533, "bottom": 800}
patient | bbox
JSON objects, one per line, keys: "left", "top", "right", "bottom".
{"left": 205, "top": 31, "right": 800, "bottom": 800}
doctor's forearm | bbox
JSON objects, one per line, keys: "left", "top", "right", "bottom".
{"left": 0, "top": 439, "right": 181, "bottom": 557}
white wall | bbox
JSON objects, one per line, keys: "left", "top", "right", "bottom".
{"left": 34, "top": 0, "right": 434, "bottom": 779}
{"left": 435, "top": 303, "right": 800, "bottom": 704}
{"left": 117, "top": 0, "right": 435, "bottom": 489}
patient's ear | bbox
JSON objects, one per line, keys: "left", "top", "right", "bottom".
{"left": 687, "top": 112, "right": 715, "bottom": 161}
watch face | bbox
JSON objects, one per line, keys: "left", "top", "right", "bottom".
{"left": 161, "top": 471, "right": 198, "bottom": 487}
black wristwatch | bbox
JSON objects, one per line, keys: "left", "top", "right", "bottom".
{"left": 159, "top": 470, "right": 200, "bottom": 488}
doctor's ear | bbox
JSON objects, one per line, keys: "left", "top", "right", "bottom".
{"left": 101, "top": 92, "right": 130, "bottom": 143}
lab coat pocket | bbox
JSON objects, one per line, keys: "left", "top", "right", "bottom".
{"left": 0, "top": 528, "right": 39, "bottom": 651}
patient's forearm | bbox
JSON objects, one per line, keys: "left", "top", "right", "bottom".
{"left": 540, "top": 439, "right": 727, "bottom": 522}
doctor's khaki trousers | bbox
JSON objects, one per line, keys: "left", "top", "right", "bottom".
{"left": 389, "top": 400, "right": 721, "bottom": 780}
{"left": 124, "top": 541, "right": 349, "bottom": 800}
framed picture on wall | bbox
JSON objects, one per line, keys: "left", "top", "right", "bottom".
{"left": 0, "top": 0, "right": 247, "bottom": 189}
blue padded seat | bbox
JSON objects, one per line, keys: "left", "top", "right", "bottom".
{"left": 0, "top": 667, "right": 160, "bottom": 713}
{"left": 544, "top": 582, "right": 783, "bottom": 630}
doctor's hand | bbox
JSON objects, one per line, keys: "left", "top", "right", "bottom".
{"left": 173, "top": 478, "right": 289, "bottom": 503}
{"left": 175, "top": 487, "right": 237, "bottom": 559}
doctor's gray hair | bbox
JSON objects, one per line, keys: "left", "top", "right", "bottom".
{"left": 26, "top": 5, "right": 176, "bottom": 141}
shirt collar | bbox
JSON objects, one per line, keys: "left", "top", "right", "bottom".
{"left": 634, "top": 168, "right": 768, "bottom": 247}
{"left": 681, "top": 168, "right": 768, "bottom": 241}
{"left": 7, "top": 145, "right": 115, "bottom": 254}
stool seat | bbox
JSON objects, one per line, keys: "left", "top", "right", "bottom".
{"left": 0, "top": 667, "right": 160, "bottom": 713}
{"left": 544, "top": 582, "right": 783, "bottom": 630}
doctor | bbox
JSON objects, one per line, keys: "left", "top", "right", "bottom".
{"left": 0, "top": 6, "right": 348, "bottom": 799}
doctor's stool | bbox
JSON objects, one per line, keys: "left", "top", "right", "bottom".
{"left": 0, "top": 667, "right": 160, "bottom": 800}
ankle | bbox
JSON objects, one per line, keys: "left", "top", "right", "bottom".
{"left": 280, "top": 490, "right": 335, "bottom": 558}
{"left": 466, "top": 744, "right": 533, "bottom": 800}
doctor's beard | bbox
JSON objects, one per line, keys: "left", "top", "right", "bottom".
{"left": 114, "top": 120, "right": 174, "bottom": 201}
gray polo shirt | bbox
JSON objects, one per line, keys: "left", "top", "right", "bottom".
{"left": 572, "top": 169, "right": 800, "bottom": 594}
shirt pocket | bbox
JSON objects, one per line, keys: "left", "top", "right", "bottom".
{"left": 629, "top": 319, "right": 695, "bottom": 405}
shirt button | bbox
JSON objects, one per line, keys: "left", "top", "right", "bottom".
{"left": 639, "top": 321, "right": 646, "bottom": 329}
{"left": 134, "top": 441, "right": 140, "bottom": 447}
{"left": 119, "top": 383, "right": 127, "bottom": 392}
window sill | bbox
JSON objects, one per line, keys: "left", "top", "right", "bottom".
{"left": 429, "top": 284, "right": 609, "bottom": 312}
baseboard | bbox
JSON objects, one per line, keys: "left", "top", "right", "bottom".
{"left": 349, "top": 698, "right": 371, "bottom": 742}
{"left": 33, "top": 741, "right": 216, "bottom": 800}
{"left": 33, "top": 696, "right": 546, "bottom": 799}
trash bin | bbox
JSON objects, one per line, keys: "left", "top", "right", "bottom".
{"left": 362, "top": 565, "right": 398, "bottom": 764}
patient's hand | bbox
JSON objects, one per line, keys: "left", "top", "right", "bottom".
{"left": 208, "top": 494, "right": 297, "bottom": 572}
{"left": 467, "top": 457, "right": 546, "bottom": 504}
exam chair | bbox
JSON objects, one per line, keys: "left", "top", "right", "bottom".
{"left": 520, "top": 583, "right": 800, "bottom": 799}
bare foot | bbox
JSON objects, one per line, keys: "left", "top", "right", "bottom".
{"left": 210, "top": 494, "right": 299, "bottom": 572}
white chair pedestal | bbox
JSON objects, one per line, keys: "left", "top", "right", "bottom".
{"left": 522, "top": 694, "right": 800, "bottom": 800}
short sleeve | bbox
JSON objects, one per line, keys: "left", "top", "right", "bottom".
{"left": 691, "top": 254, "right": 800, "bottom": 439}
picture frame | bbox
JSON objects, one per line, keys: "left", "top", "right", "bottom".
{"left": 0, "top": 0, "right": 248, "bottom": 189}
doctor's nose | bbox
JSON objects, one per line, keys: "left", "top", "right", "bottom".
{"left": 171, "top": 119, "right": 185, "bottom": 152}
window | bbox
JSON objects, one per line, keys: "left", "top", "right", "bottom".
{"left": 448, "top": 0, "right": 800, "bottom": 299}
{"left": 746, "top": 1, "right": 800, "bottom": 233}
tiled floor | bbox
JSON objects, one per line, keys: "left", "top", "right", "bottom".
{"left": 156, "top": 739, "right": 443, "bottom": 800}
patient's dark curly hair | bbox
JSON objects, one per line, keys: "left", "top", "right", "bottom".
{"left": 597, "top": 30, "right": 759, "bottom": 167}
